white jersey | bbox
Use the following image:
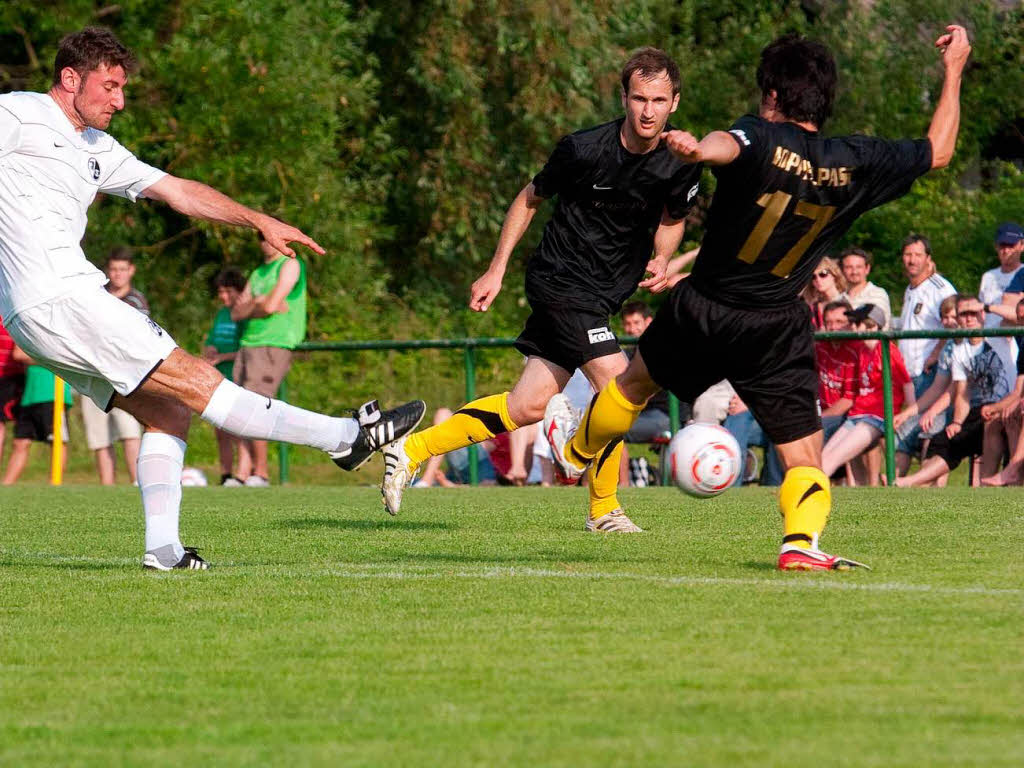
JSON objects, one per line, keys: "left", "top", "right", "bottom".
{"left": 0, "top": 91, "right": 165, "bottom": 320}
{"left": 978, "top": 265, "right": 1021, "bottom": 363}
{"left": 897, "top": 273, "right": 957, "bottom": 377}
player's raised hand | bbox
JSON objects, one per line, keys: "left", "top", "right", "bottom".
{"left": 638, "top": 255, "right": 669, "bottom": 293}
{"left": 660, "top": 130, "right": 701, "bottom": 162}
{"left": 935, "top": 24, "right": 970, "bottom": 73}
{"left": 470, "top": 268, "right": 503, "bottom": 312}
{"left": 258, "top": 216, "right": 326, "bottom": 257}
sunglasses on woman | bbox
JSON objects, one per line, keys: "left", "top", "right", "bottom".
{"left": 814, "top": 271, "right": 832, "bottom": 279}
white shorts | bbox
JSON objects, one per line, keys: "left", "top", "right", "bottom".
{"left": 6, "top": 286, "right": 178, "bottom": 410}
{"left": 80, "top": 395, "right": 143, "bottom": 449}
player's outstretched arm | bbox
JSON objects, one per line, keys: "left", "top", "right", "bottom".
{"left": 927, "top": 24, "right": 971, "bottom": 169}
{"left": 142, "top": 175, "right": 325, "bottom": 257}
{"left": 640, "top": 209, "right": 686, "bottom": 293}
{"left": 660, "top": 130, "right": 739, "bottom": 167}
{"left": 469, "top": 183, "right": 545, "bottom": 312}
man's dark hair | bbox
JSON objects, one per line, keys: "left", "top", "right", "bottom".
{"left": 53, "top": 27, "right": 136, "bottom": 86}
{"left": 756, "top": 34, "right": 836, "bottom": 128}
{"left": 213, "top": 267, "right": 247, "bottom": 293}
{"left": 621, "top": 300, "right": 652, "bottom": 319}
{"left": 105, "top": 246, "right": 133, "bottom": 267}
{"left": 621, "top": 47, "right": 680, "bottom": 96}
{"left": 839, "top": 246, "right": 873, "bottom": 268}
{"left": 902, "top": 233, "right": 932, "bottom": 256}
{"left": 823, "top": 299, "right": 853, "bottom": 316}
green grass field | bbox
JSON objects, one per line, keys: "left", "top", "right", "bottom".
{"left": 2, "top": 484, "right": 1022, "bottom": 767}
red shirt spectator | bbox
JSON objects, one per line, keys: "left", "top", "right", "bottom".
{"left": 848, "top": 341, "right": 911, "bottom": 419}
{"left": 816, "top": 340, "right": 859, "bottom": 410}
{"left": 0, "top": 320, "right": 25, "bottom": 378}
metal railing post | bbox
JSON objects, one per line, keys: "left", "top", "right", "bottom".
{"left": 879, "top": 338, "right": 896, "bottom": 486}
{"left": 278, "top": 377, "right": 290, "bottom": 485}
{"left": 464, "top": 344, "right": 478, "bottom": 486}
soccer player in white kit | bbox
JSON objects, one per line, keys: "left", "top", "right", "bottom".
{"left": 0, "top": 27, "right": 425, "bottom": 570}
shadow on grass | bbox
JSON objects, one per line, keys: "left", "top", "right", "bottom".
{"left": 740, "top": 560, "right": 779, "bottom": 572}
{"left": 2, "top": 559, "right": 126, "bottom": 571}
{"left": 278, "top": 518, "right": 453, "bottom": 532}
{"left": 394, "top": 551, "right": 649, "bottom": 566}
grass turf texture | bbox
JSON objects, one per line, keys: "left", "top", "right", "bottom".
{"left": 1, "top": 485, "right": 1022, "bottom": 767}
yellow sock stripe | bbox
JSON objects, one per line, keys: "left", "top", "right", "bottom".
{"left": 607, "top": 378, "right": 646, "bottom": 414}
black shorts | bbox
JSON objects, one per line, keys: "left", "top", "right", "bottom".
{"left": 15, "top": 402, "right": 70, "bottom": 443}
{"left": 638, "top": 280, "right": 820, "bottom": 444}
{"left": 0, "top": 374, "right": 24, "bottom": 423}
{"left": 925, "top": 406, "right": 984, "bottom": 471}
{"left": 515, "top": 303, "right": 621, "bottom": 373}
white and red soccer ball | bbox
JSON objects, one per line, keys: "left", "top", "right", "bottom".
{"left": 668, "top": 423, "right": 741, "bottom": 498}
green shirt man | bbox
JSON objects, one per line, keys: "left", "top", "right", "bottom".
{"left": 229, "top": 234, "right": 308, "bottom": 485}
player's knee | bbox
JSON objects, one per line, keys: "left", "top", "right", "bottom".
{"left": 508, "top": 396, "right": 545, "bottom": 426}
{"left": 143, "top": 401, "right": 191, "bottom": 439}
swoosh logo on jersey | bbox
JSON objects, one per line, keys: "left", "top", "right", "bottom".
{"left": 53, "top": 140, "right": 65, "bottom": 147}
{"left": 592, "top": 184, "right": 613, "bottom": 190}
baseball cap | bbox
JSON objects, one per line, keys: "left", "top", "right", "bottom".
{"left": 845, "top": 303, "right": 886, "bottom": 327}
{"left": 995, "top": 222, "right": 1024, "bottom": 246}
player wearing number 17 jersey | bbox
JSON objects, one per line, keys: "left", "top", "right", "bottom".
{"left": 547, "top": 27, "right": 972, "bottom": 569}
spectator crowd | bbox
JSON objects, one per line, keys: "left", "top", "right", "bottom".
{"left": 1, "top": 222, "right": 1023, "bottom": 489}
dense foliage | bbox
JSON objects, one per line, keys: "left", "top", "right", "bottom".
{"left": 1, "top": 1, "right": 1022, "bottom": 463}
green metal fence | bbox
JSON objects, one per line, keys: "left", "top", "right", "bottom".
{"left": 277, "top": 327, "right": 1024, "bottom": 486}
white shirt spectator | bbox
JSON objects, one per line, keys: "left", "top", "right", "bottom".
{"left": 839, "top": 281, "right": 892, "bottom": 328}
{"left": 978, "top": 264, "right": 1022, "bottom": 362}
{"left": 0, "top": 91, "right": 165, "bottom": 320}
{"left": 950, "top": 340, "right": 1015, "bottom": 408}
{"left": 898, "top": 273, "right": 957, "bottom": 377}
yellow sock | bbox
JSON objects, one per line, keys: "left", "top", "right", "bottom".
{"left": 405, "top": 392, "right": 517, "bottom": 468}
{"left": 565, "top": 378, "right": 644, "bottom": 470}
{"left": 778, "top": 466, "right": 831, "bottom": 549}
{"left": 587, "top": 438, "right": 624, "bottom": 519}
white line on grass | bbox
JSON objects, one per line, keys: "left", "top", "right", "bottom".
{"left": 4, "top": 550, "right": 1021, "bottom": 597}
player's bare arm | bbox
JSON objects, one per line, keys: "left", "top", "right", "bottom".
{"left": 927, "top": 24, "right": 971, "bottom": 169}
{"left": 660, "top": 130, "right": 739, "bottom": 166}
{"left": 469, "top": 182, "right": 546, "bottom": 312}
{"left": 142, "top": 175, "right": 325, "bottom": 258}
{"left": 639, "top": 208, "right": 685, "bottom": 293}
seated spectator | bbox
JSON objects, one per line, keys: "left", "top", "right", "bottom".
{"left": 203, "top": 268, "right": 248, "bottom": 486}
{"left": 802, "top": 256, "right": 846, "bottom": 329}
{"left": 2, "top": 356, "right": 73, "bottom": 485}
{"left": 838, "top": 247, "right": 891, "bottom": 327}
{"left": 722, "top": 393, "right": 783, "bottom": 486}
{"left": 897, "top": 296, "right": 1015, "bottom": 486}
{"left": 893, "top": 295, "right": 959, "bottom": 483}
{"left": 816, "top": 299, "right": 857, "bottom": 443}
{"left": 822, "top": 304, "right": 915, "bottom": 481}
{"left": 981, "top": 298, "right": 1024, "bottom": 486}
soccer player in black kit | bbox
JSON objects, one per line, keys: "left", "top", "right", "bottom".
{"left": 549, "top": 26, "right": 971, "bottom": 568}
{"left": 381, "top": 48, "right": 703, "bottom": 530}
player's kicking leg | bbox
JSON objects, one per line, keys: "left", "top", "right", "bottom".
{"left": 381, "top": 357, "right": 569, "bottom": 515}
{"left": 544, "top": 351, "right": 642, "bottom": 532}
{"left": 116, "top": 349, "right": 424, "bottom": 570}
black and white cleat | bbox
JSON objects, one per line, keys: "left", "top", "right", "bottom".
{"left": 330, "top": 399, "right": 426, "bottom": 471}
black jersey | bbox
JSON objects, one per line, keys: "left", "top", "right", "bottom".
{"left": 689, "top": 114, "right": 932, "bottom": 308}
{"left": 526, "top": 119, "right": 703, "bottom": 315}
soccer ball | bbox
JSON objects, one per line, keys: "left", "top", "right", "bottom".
{"left": 668, "top": 423, "right": 741, "bottom": 498}
{"left": 180, "top": 467, "right": 208, "bottom": 487}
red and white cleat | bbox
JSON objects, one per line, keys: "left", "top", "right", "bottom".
{"left": 777, "top": 543, "right": 870, "bottom": 571}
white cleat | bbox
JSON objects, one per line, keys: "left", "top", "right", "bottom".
{"left": 381, "top": 435, "right": 417, "bottom": 516}
{"left": 543, "top": 393, "right": 585, "bottom": 483}
{"left": 585, "top": 509, "right": 643, "bottom": 533}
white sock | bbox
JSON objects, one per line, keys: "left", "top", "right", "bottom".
{"left": 138, "top": 432, "right": 186, "bottom": 561}
{"left": 200, "top": 380, "right": 358, "bottom": 452}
